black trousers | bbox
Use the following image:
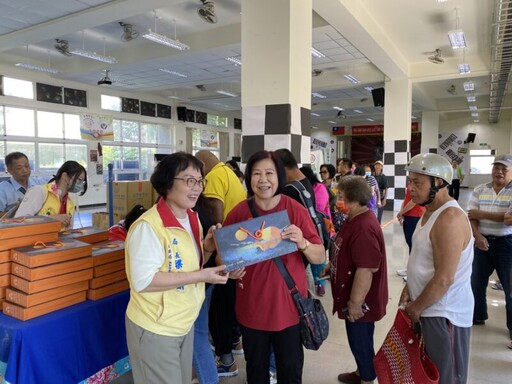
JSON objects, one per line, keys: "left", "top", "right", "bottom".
{"left": 241, "top": 323, "right": 303, "bottom": 384}
{"left": 449, "top": 179, "right": 461, "bottom": 200}
{"left": 209, "top": 279, "right": 240, "bottom": 356}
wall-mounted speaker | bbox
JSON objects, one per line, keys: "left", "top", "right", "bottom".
{"left": 371, "top": 87, "right": 385, "bottom": 107}
{"left": 177, "top": 106, "right": 187, "bottom": 122}
{"left": 464, "top": 133, "right": 476, "bottom": 144}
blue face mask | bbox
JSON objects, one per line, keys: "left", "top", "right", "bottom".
{"left": 69, "top": 179, "right": 85, "bottom": 194}
{"left": 365, "top": 171, "right": 372, "bottom": 177}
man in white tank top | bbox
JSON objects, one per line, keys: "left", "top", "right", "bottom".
{"left": 399, "top": 153, "right": 474, "bottom": 384}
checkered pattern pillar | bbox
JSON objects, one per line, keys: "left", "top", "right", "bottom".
{"left": 241, "top": 104, "right": 311, "bottom": 163}
{"left": 383, "top": 139, "right": 409, "bottom": 212}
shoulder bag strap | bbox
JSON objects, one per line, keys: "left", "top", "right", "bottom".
{"left": 287, "top": 181, "right": 323, "bottom": 241}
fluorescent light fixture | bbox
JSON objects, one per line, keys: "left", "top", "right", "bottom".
{"left": 311, "top": 48, "right": 325, "bottom": 58}
{"left": 71, "top": 48, "right": 117, "bottom": 64}
{"left": 474, "top": 119, "right": 479, "bottom": 123}
{"left": 471, "top": 112, "right": 479, "bottom": 117}
{"left": 448, "top": 29, "right": 467, "bottom": 49}
{"left": 344, "top": 74, "right": 360, "bottom": 84}
{"left": 159, "top": 68, "right": 187, "bottom": 78}
{"left": 312, "top": 92, "right": 326, "bottom": 99}
{"left": 169, "top": 95, "right": 181, "bottom": 100}
{"left": 411, "top": 115, "right": 417, "bottom": 119}
{"left": 467, "top": 95, "right": 476, "bottom": 102}
{"left": 328, "top": 121, "right": 337, "bottom": 124}
{"left": 311, "top": 112, "right": 320, "bottom": 117}
{"left": 216, "top": 90, "right": 238, "bottom": 97}
{"left": 311, "top": 126, "right": 319, "bottom": 130}
{"left": 463, "top": 81, "right": 474, "bottom": 91}
{"left": 469, "top": 105, "right": 477, "bottom": 111}
{"left": 366, "top": 118, "right": 374, "bottom": 122}
{"left": 437, "top": 0, "right": 449, "bottom": 2}
{"left": 458, "top": 63, "right": 470, "bottom": 74}
{"left": 353, "top": 109, "right": 363, "bottom": 114}
{"left": 333, "top": 106, "right": 344, "bottom": 111}
{"left": 15, "top": 62, "right": 59, "bottom": 74}
{"left": 142, "top": 30, "right": 190, "bottom": 51}
{"left": 226, "top": 56, "right": 242, "bottom": 66}
{"left": 364, "top": 86, "right": 374, "bottom": 92}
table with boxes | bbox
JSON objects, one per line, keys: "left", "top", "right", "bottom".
{"left": 0, "top": 217, "right": 131, "bottom": 383}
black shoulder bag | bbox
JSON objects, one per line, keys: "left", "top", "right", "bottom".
{"left": 247, "top": 198, "right": 329, "bottom": 350}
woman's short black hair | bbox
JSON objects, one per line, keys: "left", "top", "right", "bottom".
{"left": 300, "top": 166, "right": 320, "bottom": 186}
{"left": 244, "top": 150, "right": 286, "bottom": 198}
{"left": 320, "top": 163, "right": 336, "bottom": 179}
{"left": 337, "top": 176, "right": 371, "bottom": 206}
{"left": 353, "top": 167, "right": 366, "bottom": 176}
{"left": 151, "top": 152, "right": 204, "bottom": 198}
{"left": 51, "top": 160, "right": 88, "bottom": 196}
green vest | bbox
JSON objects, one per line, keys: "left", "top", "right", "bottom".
{"left": 125, "top": 203, "right": 205, "bottom": 336}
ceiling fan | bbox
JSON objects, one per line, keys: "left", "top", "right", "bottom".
{"left": 198, "top": 0, "right": 218, "bottom": 24}
{"left": 54, "top": 39, "right": 71, "bottom": 56}
{"left": 427, "top": 49, "right": 444, "bottom": 64}
{"left": 119, "top": 22, "right": 139, "bottom": 42}
{"left": 98, "top": 70, "right": 113, "bottom": 86}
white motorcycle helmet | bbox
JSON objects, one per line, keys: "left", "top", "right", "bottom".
{"left": 405, "top": 153, "right": 453, "bottom": 185}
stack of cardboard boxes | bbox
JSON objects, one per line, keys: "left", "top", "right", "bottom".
{"left": 88, "top": 240, "right": 128, "bottom": 300}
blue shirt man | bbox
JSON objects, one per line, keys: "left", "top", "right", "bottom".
{"left": 0, "top": 152, "right": 47, "bottom": 213}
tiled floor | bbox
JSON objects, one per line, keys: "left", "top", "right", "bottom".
{"left": 91, "top": 189, "right": 511, "bottom": 383}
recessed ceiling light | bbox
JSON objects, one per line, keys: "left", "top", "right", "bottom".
{"left": 469, "top": 106, "right": 477, "bottom": 111}
{"left": 458, "top": 63, "right": 470, "bottom": 74}
{"left": 344, "top": 74, "right": 360, "bottom": 84}
{"left": 311, "top": 48, "right": 325, "bottom": 58}
{"left": 366, "top": 118, "right": 374, "bottom": 122}
{"left": 328, "top": 121, "right": 337, "bottom": 124}
{"left": 353, "top": 109, "right": 363, "bottom": 114}
{"left": 226, "top": 56, "right": 242, "bottom": 66}
{"left": 311, "top": 126, "right": 319, "bottom": 130}
{"left": 471, "top": 112, "right": 479, "bottom": 117}
{"left": 311, "top": 112, "right": 320, "bottom": 117}
{"left": 448, "top": 29, "right": 467, "bottom": 49}
{"left": 364, "top": 86, "right": 374, "bottom": 92}
{"left": 467, "top": 95, "right": 476, "bottom": 102}
{"left": 312, "top": 92, "right": 326, "bottom": 99}
{"left": 216, "top": 90, "right": 238, "bottom": 97}
{"left": 159, "top": 69, "right": 187, "bottom": 78}
{"left": 463, "top": 81, "right": 474, "bottom": 91}
{"left": 333, "top": 106, "right": 344, "bottom": 111}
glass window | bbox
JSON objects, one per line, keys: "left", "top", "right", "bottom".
{"left": 141, "top": 123, "right": 157, "bottom": 144}
{"left": 65, "top": 144, "right": 87, "bottom": 167}
{"left": 0, "top": 141, "right": 5, "bottom": 173}
{"left": 113, "top": 119, "right": 122, "bottom": 142}
{"left": 5, "top": 142, "right": 35, "bottom": 165}
{"left": 121, "top": 121, "right": 139, "bottom": 143}
{"left": 469, "top": 150, "right": 495, "bottom": 175}
{"left": 0, "top": 106, "right": 4, "bottom": 136}
{"left": 103, "top": 146, "right": 122, "bottom": 171}
{"left": 207, "top": 114, "right": 228, "bottom": 127}
{"left": 141, "top": 147, "right": 157, "bottom": 179}
{"left": 101, "top": 95, "right": 121, "bottom": 111}
{"left": 39, "top": 143, "right": 64, "bottom": 172}
{"left": 3, "top": 77, "right": 34, "bottom": 99}
{"left": 37, "top": 111, "right": 64, "bottom": 138}
{"left": 5, "top": 107, "right": 35, "bottom": 136}
{"left": 157, "top": 124, "right": 172, "bottom": 145}
{"left": 64, "top": 114, "right": 81, "bottom": 139}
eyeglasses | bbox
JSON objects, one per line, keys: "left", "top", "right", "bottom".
{"left": 174, "top": 177, "right": 207, "bottom": 188}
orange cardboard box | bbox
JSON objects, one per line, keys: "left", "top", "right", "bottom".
{"left": 0, "top": 262, "right": 10, "bottom": 275}
{"left": 0, "top": 274, "right": 10, "bottom": 287}
{"left": 93, "top": 259, "right": 125, "bottom": 277}
{"left": 0, "top": 216, "right": 61, "bottom": 240}
{"left": 91, "top": 241, "right": 124, "bottom": 266}
{"left": 0, "top": 251, "right": 10, "bottom": 263}
{"left": 87, "top": 279, "right": 129, "bottom": 301}
{"left": 2, "top": 291, "right": 86, "bottom": 321}
{"left": 12, "top": 257, "right": 92, "bottom": 281}
{"left": 89, "top": 269, "right": 127, "bottom": 289}
{"left": 59, "top": 227, "right": 109, "bottom": 244}
{"left": 11, "top": 240, "right": 92, "bottom": 268}
{"left": 0, "top": 232, "right": 59, "bottom": 252}
{"left": 10, "top": 269, "right": 93, "bottom": 294}
{"left": 6, "top": 281, "right": 88, "bottom": 307}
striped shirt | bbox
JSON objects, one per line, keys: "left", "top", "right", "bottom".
{"left": 467, "top": 182, "right": 512, "bottom": 236}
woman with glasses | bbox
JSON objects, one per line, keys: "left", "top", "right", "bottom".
{"left": 15, "top": 160, "right": 87, "bottom": 229}
{"left": 225, "top": 150, "right": 324, "bottom": 384}
{"left": 319, "top": 163, "right": 336, "bottom": 189}
{"left": 124, "top": 152, "right": 233, "bottom": 383}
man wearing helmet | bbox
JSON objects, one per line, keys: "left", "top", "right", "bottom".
{"left": 399, "top": 153, "right": 474, "bottom": 384}
{"left": 468, "top": 154, "right": 512, "bottom": 349}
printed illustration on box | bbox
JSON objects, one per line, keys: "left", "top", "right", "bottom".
{"left": 213, "top": 211, "right": 297, "bottom": 272}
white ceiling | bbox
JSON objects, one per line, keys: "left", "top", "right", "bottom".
{"left": 0, "top": 0, "right": 503, "bottom": 130}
